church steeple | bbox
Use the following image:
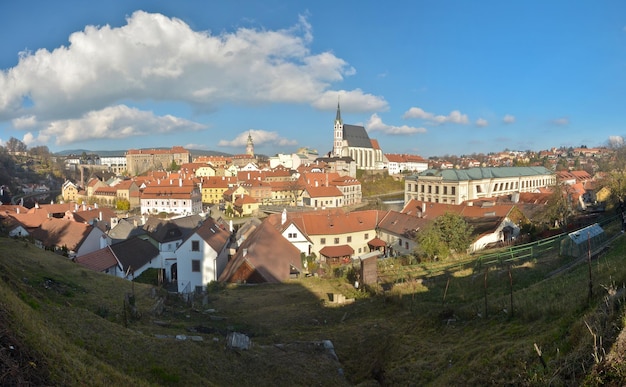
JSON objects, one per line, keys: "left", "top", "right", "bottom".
{"left": 335, "top": 99, "right": 342, "bottom": 124}
{"left": 246, "top": 131, "right": 254, "bottom": 157}
{"left": 333, "top": 98, "right": 344, "bottom": 157}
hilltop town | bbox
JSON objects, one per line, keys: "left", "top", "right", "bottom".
{"left": 0, "top": 102, "right": 619, "bottom": 294}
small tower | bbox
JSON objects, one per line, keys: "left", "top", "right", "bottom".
{"left": 333, "top": 99, "right": 343, "bottom": 157}
{"left": 246, "top": 131, "right": 254, "bottom": 157}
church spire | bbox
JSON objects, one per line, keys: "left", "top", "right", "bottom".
{"left": 335, "top": 97, "right": 342, "bottom": 124}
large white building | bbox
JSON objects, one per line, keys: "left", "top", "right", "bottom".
{"left": 332, "top": 102, "right": 384, "bottom": 170}
{"left": 405, "top": 166, "right": 556, "bottom": 204}
{"left": 140, "top": 182, "right": 203, "bottom": 215}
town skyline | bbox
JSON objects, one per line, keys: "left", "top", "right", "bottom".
{"left": 1, "top": 2, "right": 626, "bottom": 157}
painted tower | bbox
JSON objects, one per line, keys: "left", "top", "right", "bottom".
{"left": 333, "top": 101, "right": 343, "bottom": 157}
{"left": 246, "top": 132, "right": 254, "bottom": 157}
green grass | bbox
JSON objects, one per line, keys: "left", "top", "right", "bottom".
{"left": 2, "top": 234, "right": 626, "bottom": 385}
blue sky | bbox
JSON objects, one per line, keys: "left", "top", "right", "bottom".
{"left": 1, "top": 1, "right": 626, "bottom": 158}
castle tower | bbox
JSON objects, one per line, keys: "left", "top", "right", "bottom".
{"left": 333, "top": 100, "right": 343, "bottom": 157}
{"left": 246, "top": 132, "right": 254, "bottom": 157}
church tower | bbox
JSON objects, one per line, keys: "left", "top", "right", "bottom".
{"left": 246, "top": 132, "right": 254, "bottom": 157}
{"left": 333, "top": 100, "right": 343, "bottom": 157}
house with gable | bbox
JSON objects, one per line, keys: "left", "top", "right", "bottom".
{"left": 61, "top": 180, "right": 81, "bottom": 203}
{"left": 284, "top": 209, "right": 382, "bottom": 264}
{"left": 301, "top": 185, "right": 344, "bottom": 208}
{"left": 142, "top": 215, "right": 204, "bottom": 283}
{"left": 176, "top": 217, "right": 231, "bottom": 293}
{"left": 31, "top": 218, "right": 106, "bottom": 257}
{"left": 219, "top": 216, "right": 301, "bottom": 283}
{"left": 377, "top": 210, "right": 429, "bottom": 256}
{"left": 75, "top": 237, "right": 160, "bottom": 279}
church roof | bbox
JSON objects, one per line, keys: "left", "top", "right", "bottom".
{"left": 343, "top": 124, "right": 373, "bottom": 149}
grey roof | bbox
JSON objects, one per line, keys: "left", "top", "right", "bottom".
{"left": 413, "top": 166, "right": 554, "bottom": 181}
{"left": 343, "top": 124, "right": 373, "bottom": 149}
{"left": 110, "top": 237, "right": 160, "bottom": 274}
{"left": 143, "top": 215, "right": 203, "bottom": 243}
{"left": 108, "top": 218, "right": 147, "bottom": 244}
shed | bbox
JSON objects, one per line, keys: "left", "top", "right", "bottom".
{"left": 359, "top": 250, "right": 381, "bottom": 286}
{"left": 560, "top": 223, "right": 606, "bottom": 258}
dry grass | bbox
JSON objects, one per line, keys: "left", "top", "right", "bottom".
{"left": 2, "top": 234, "right": 626, "bottom": 385}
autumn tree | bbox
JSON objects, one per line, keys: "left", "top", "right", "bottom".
{"left": 416, "top": 212, "right": 474, "bottom": 260}
{"left": 5, "top": 137, "right": 27, "bottom": 154}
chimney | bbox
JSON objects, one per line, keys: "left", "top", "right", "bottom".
{"left": 421, "top": 202, "right": 426, "bottom": 214}
{"left": 179, "top": 178, "right": 183, "bottom": 187}
{"left": 243, "top": 248, "right": 248, "bottom": 257}
{"left": 99, "top": 211, "right": 103, "bottom": 221}
{"left": 99, "top": 235, "right": 108, "bottom": 249}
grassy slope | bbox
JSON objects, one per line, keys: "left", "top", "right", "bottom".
{"left": 2, "top": 234, "right": 626, "bottom": 385}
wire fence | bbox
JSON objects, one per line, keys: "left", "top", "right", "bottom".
{"left": 376, "top": 214, "right": 622, "bottom": 284}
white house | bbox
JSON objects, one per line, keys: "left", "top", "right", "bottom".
{"left": 140, "top": 181, "right": 203, "bottom": 215}
{"left": 175, "top": 218, "right": 231, "bottom": 294}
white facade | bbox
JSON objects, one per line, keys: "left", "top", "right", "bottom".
{"left": 281, "top": 223, "right": 312, "bottom": 256}
{"left": 405, "top": 167, "right": 556, "bottom": 204}
{"left": 175, "top": 229, "right": 230, "bottom": 293}
{"left": 140, "top": 186, "right": 203, "bottom": 215}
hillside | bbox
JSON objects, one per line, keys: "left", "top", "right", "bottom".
{"left": 2, "top": 234, "right": 626, "bottom": 385}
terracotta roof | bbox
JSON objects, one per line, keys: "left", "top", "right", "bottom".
{"left": 141, "top": 184, "right": 198, "bottom": 199}
{"left": 367, "top": 237, "right": 387, "bottom": 247}
{"left": 305, "top": 185, "right": 343, "bottom": 198}
{"left": 31, "top": 218, "right": 94, "bottom": 251}
{"left": 71, "top": 208, "right": 118, "bottom": 224}
{"left": 75, "top": 247, "right": 118, "bottom": 272}
{"left": 319, "top": 244, "right": 354, "bottom": 258}
{"left": 285, "top": 209, "right": 381, "bottom": 236}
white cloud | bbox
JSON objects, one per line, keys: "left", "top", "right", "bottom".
{"left": 12, "top": 115, "right": 37, "bottom": 129}
{"left": 28, "top": 104, "right": 205, "bottom": 146}
{"left": 312, "top": 89, "right": 388, "bottom": 112}
{"left": 402, "top": 107, "right": 468, "bottom": 125}
{"left": 366, "top": 113, "right": 427, "bottom": 135}
{"left": 475, "top": 118, "right": 488, "bottom": 127}
{"left": 218, "top": 129, "right": 297, "bottom": 147}
{"left": 0, "top": 11, "right": 385, "bottom": 132}
{"left": 551, "top": 117, "right": 569, "bottom": 126}
{"left": 503, "top": 114, "right": 515, "bottom": 124}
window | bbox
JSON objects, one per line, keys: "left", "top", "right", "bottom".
{"left": 347, "top": 236, "right": 352, "bottom": 243}
{"left": 451, "top": 187, "right": 456, "bottom": 195}
{"left": 192, "top": 260, "right": 201, "bottom": 272}
{"left": 191, "top": 240, "right": 200, "bottom": 251}
{"left": 443, "top": 186, "right": 448, "bottom": 195}
{"left": 334, "top": 238, "right": 340, "bottom": 244}
{"left": 321, "top": 238, "right": 326, "bottom": 245}
{"left": 364, "top": 233, "right": 369, "bottom": 239}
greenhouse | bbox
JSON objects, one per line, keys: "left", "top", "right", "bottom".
{"left": 560, "top": 223, "right": 606, "bottom": 258}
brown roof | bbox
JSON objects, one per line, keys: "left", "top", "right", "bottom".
{"left": 75, "top": 247, "right": 118, "bottom": 272}
{"left": 194, "top": 218, "right": 230, "bottom": 253}
{"left": 378, "top": 210, "right": 428, "bottom": 239}
{"left": 31, "top": 218, "right": 94, "bottom": 251}
{"left": 319, "top": 244, "right": 354, "bottom": 258}
{"left": 219, "top": 218, "right": 301, "bottom": 283}
{"left": 368, "top": 237, "right": 387, "bottom": 247}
